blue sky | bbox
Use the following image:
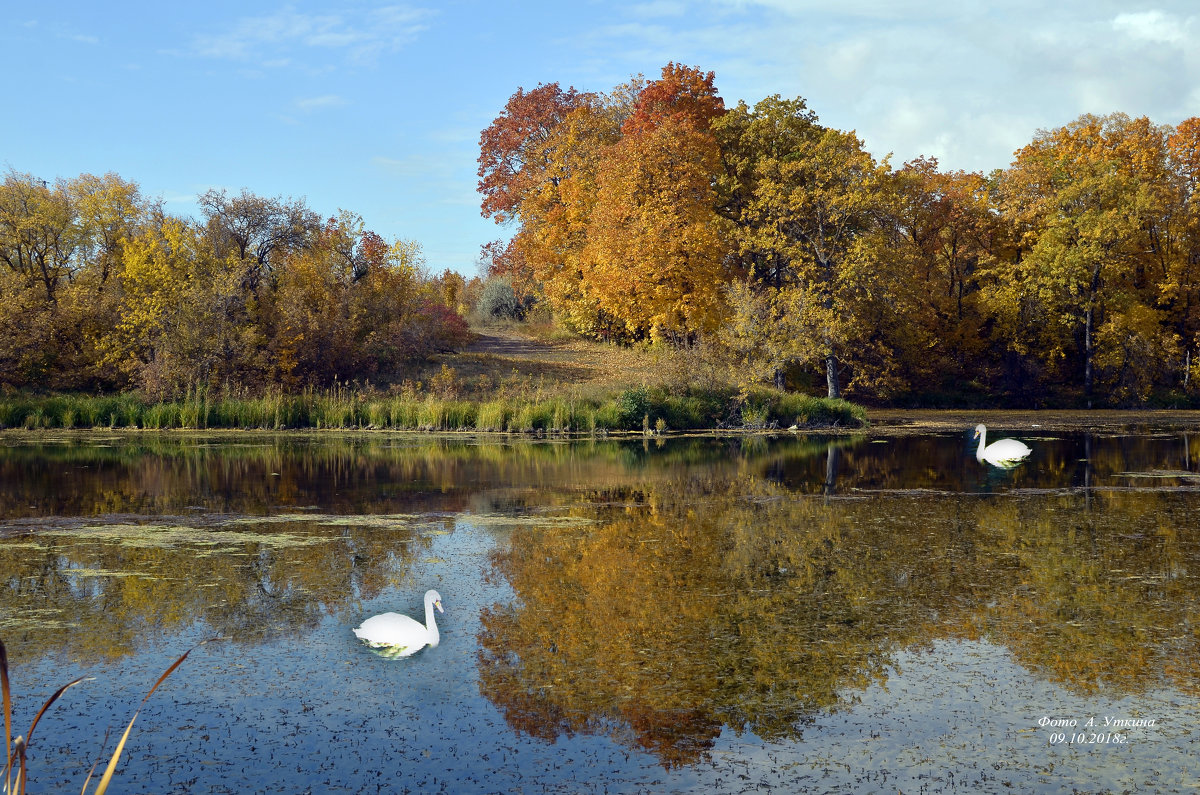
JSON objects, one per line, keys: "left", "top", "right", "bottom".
{"left": 3, "top": 1, "right": 1197, "bottom": 275}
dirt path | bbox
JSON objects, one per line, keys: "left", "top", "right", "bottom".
{"left": 434, "top": 325, "right": 659, "bottom": 392}
{"left": 464, "top": 328, "right": 563, "bottom": 359}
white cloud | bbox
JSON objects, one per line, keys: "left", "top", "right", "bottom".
{"left": 823, "top": 39, "right": 872, "bottom": 83}
{"left": 630, "top": 1, "right": 688, "bottom": 17}
{"left": 192, "top": 5, "right": 434, "bottom": 65}
{"left": 372, "top": 154, "right": 451, "bottom": 179}
{"left": 295, "top": 94, "right": 347, "bottom": 112}
{"left": 567, "top": 0, "right": 1200, "bottom": 172}
{"left": 1112, "top": 10, "right": 1186, "bottom": 45}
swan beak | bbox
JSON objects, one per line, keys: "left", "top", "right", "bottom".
{"left": 435, "top": 600, "right": 444, "bottom": 613}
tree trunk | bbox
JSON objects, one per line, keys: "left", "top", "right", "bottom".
{"left": 1084, "top": 261, "right": 1102, "bottom": 409}
{"left": 825, "top": 352, "right": 841, "bottom": 399}
{"left": 1084, "top": 302, "right": 1094, "bottom": 409}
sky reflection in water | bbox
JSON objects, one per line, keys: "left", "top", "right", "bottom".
{"left": 1, "top": 427, "right": 1199, "bottom": 792}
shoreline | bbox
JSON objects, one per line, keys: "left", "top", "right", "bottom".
{"left": 867, "top": 408, "right": 1200, "bottom": 434}
{"left": 6, "top": 407, "right": 1200, "bottom": 442}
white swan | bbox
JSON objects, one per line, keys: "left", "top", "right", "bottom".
{"left": 974, "top": 424, "right": 1031, "bottom": 468}
{"left": 354, "top": 589, "right": 443, "bottom": 657}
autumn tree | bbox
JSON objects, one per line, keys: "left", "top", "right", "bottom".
{"left": 198, "top": 188, "right": 319, "bottom": 290}
{"left": 583, "top": 65, "right": 732, "bottom": 340}
{"left": 347, "top": 233, "right": 471, "bottom": 372}
{"left": 476, "top": 67, "right": 736, "bottom": 342}
{"left": 508, "top": 99, "right": 622, "bottom": 336}
{"left": 0, "top": 165, "right": 466, "bottom": 394}
{"left": 431, "top": 267, "right": 467, "bottom": 313}
{"left": 262, "top": 219, "right": 357, "bottom": 386}
{"left": 620, "top": 62, "right": 724, "bottom": 135}
{"left": 264, "top": 212, "right": 468, "bottom": 387}
{"left": 0, "top": 171, "right": 141, "bottom": 388}
{"left": 714, "top": 96, "right": 823, "bottom": 283}
{"left": 69, "top": 172, "right": 147, "bottom": 285}
{"left": 479, "top": 237, "right": 535, "bottom": 300}
{"left": 0, "top": 169, "right": 80, "bottom": 303}
{"left": 712, "top": 96, "right": 824, "bottom": 388}
{"left": 477, "top": 82, "right": 588, "bottom": 225}
{"left": 889, "top": 159, "right": 1009, "bottom": 398}
{"left": 738, "top": 125, "right": 894, "bottom": 398}
{"left": 585, "top": 119, "right": 729, "bottom": 338}
{"left": 1166, "top": 117, "right": 1200, "bottom": 385}
{"left": 990, "top": 113, "right": 1179, "bottom": 404}
{"left": 105, "top": 216, "right": 253, "bottom": 395}
{"left": 716, "top": 279, "right": 802, "bottom": 390}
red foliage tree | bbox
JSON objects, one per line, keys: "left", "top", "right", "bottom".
{"left": 622, "top": 62, "right": 724, "bottom": 136}
{"left": 477, "top": 83, "right": 588, "bottom": 224}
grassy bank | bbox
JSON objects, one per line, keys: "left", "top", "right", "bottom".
{"left": 0, "top": 386, "right": 866, "bottom": 433}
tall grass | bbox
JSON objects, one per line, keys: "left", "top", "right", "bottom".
{"left": 0, "top": 387, "right": 866, "bottom": 433}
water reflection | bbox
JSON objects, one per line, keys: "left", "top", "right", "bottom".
{"left": 478, "top": 463, "right": 1200, "bottom": 763}
{"left": 475, "top": 430, "right": 1200, "bottom": 765}
{"left": 2, "top": 428, "right": 1200, "bottom": 773}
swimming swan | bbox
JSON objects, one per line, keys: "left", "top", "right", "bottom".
{"left": 354, "top": 589, "right": 443, "bottom": 657}
{"left": 974, "top": 424, "right": 1031, "bottom": 468}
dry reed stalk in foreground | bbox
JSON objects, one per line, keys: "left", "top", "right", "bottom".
{"left": 2, "top": 638, "right": 221, "bottom": 795}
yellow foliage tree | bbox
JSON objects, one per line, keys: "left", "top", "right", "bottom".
{"left": 741, "top": 127, "right": 894, "bottom": 397}
{"left": 991, "top": 113, "right": 1179, "bottom": 403}
{"left": 107, "top": 218, "right": 247, "bottom": 395}
{"left": 585, "top": 115, "right": 733, "bottom": 340}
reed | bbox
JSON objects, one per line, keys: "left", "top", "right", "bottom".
{"left": 386, "top": 397, "right": 421, "bottom": 429}
{"left": 442, "top": 400, "right": 477, "bottom": 430}
{"left": 0, "top": 387, "right": 866, "bottom": 432}
{"left": 740, "top": 401, "right": 771, "bottom": 428}
{"left": 768, "top": 391, "right": 868, "bottom": 427}
{"left": 2, "top": 638, "right": 217, "bottom": 795}
{"left": 474, "top": 400, "right": 510, "bottom": 432}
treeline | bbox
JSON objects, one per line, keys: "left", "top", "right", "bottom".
{"left": 478, "top": 63, "right": 1200, "bottom": 406}
{"left": 0, "top": 174, "right": 471, "bottom": 396}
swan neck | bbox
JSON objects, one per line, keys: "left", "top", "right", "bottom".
{"left": 976, "top": 427, "right": 987, "bottom": 460}
{"left": 426, "top": 600, "right": 440, "bottom": 646}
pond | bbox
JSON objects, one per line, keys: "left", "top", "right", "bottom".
{"left": 2, "top": 414, "right": 1200, "bottom": 793}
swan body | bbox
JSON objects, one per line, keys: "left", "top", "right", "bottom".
{"left": 974, "top": 424, "right": 1031, "bottom": 468}
{"left": 354, "top": 589, "right": 443, "bottom": 657}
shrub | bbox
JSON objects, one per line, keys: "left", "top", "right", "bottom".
{"left": 476, "top": 277, "right": 524, "bottom": 321}
{"left": 614, "top": 386, "right": 649, "bottom": 428}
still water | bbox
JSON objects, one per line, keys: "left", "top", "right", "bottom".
{"left": 2, "top": 416, "right": 1200, "bottom": 793}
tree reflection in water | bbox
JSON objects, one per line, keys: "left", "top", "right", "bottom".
{"left": 478, "top": 431, "right": 1200, "bottom": 765}
{"left": 1, "top": 429, "right": 1199, "bottom": 772}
